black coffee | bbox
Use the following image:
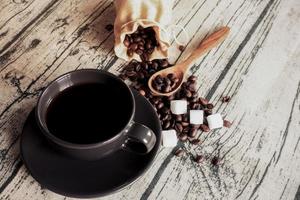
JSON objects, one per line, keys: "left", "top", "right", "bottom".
{"left": 46, "top": 83, "right": 133, "bottom": 144}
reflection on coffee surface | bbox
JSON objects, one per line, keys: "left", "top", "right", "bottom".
{"left": 46, "top": 83, "right": 132, "bottom": 144}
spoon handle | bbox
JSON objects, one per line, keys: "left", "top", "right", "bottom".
{"left": 181, "top": 26, "right": 230, "bottom": 71}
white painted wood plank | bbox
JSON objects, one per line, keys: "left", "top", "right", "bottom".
{"left": 0, "top": 0, "right": 299, "bottom": 199}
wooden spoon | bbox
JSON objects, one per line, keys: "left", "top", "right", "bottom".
{"left": 148, "top": 26, "right": 230, "bottom": 96}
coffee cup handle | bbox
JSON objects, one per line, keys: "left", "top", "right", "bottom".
{"left": 122, "top": 122, "right": 156, "bottom": 154}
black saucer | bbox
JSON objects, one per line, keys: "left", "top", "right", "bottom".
{"left": 20, "top": 90, "right": 161, "bottom": 198}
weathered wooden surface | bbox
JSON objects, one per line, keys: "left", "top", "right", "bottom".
{"left": 0, "top": 0, "right": 300, "bottom": 199}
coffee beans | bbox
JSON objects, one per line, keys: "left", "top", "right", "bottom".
{"left": 194, "top": 155, "right": 204, "bottom": 164}
{"left": 120, "top": 59, "right": 170, "bottom": 83}
{"left": 211, "top": 156, "right": 220, "bottom": 166}
{"left": 181, "top": 121, "right": 189, "bottom": 127}
{"left": 188, "top": 127, "right": 197, "bottom": 138}
{"left": 160, "top": 59, "right": 169, "bottom": 68}
{"left": 174, "top": 148, "right": 184, "bottom": 157}
{"left": 188, "top": 75, "right": 197, "bottom": 83}
{"left": 204, "top": 109, "right": 212, "bottom": 116}
{"left": 178, "top": 133, "right": 188, "bottom": 141}
{"left": 191, "top": 139, "right": 201, "bottom": 145}
{"left": 182, "top": 127, "right": 189, "bottom": 134}
{"left": 223, "top": 120, "right": 232, "bottom": 128}
{"left": 105, "top": 24, "right": 114, "bottom": 32}
{"left": 178, "top": 45, "right": 185, "bottom": 52}
{"left": 120, "top": 60, "right": 219, "bottom": 136}
{"left": 157, "top": 102, "right": 164, "bottom": 109}
{"left": 163, "top": 120, "right": 171, "bottom": 129}
{"left": 119, "top": 54, "right": 232, "bottom": 165}
{"left": 199, "top": 97, "right": 209, "bottom": 106}
{"left": 175, "top": 123, "right": 183, "bottom": 133}
{"left": 175, "top": 115, "right": 182, "bottom": 122}
{"left": 222, "top": 96, "right": 231, "bottom": 103}
{"left": 124, "top": 26, "right": 158, "bottom": 61}
{"left": 207, "top": 103, "right": 214, "bottom": 109}
{"left": 199, "top": 124, "right": 210, "bottom": 132}
{"left": 152, "top": 73, "right": 179, "bottom": 93}
{"left": 139, "top": 89, "right": 146, "bottom": 96}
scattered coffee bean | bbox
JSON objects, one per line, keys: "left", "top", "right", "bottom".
{"left": 167, "top": 114, "right": 172, "bottom": 121}
{"left": 139, "top": 89, "right": 146, "bottom": 96}
{"left": 127, "top": 49, "right": 134, "bottom": 57}
{"left": 223, "top": 120, "right": 232, "bottom": 128}
{"left": 182, "top": 114, "right": 189, "bottom": 122}
{"left": 163, "top": 120, "right": 171, "bottom": 129}
{"left": 182, "top": 127, "right": 190, "bottom": 134}
{"left": 181, "top": 121, "right": 189, "bottom": 127}
{"left": 188, "top": 127, "right": 197, "bottom": 138}
{"left": 211, "top": 156, "right": 220, "bottom": 166}
{"left": 222, "top": 96, "right": 231, "bottom": 103}
{"left": 204, "top": 109, "right": 213, "bottom": 116}
{"left": 191, "top": 91, "right": 198, "bottom": 98}
{"left": 207, "top": 103, "right": 214, "bottom": 109}
{"left": 125, "top": 70, "right": 136, "bottom": 77}
{"left": 161, "top": 114, "right": 169, "bottom": 121}
{"left": 183, "top": 89, "right": 192, "bottom": 98}
{"left": 191, "top": 139, "right": 201, "bottom": 145}
{"left": 194, "top": 155, "right": 204, "bottom": 163}
{"left": 190, "top": 102, "right": 201, "bottom": 109}
{"left": 157, "top": 102, "right": 164, "bottom": 109}
{"left": 170, "top": 119, "right": 175, "bottom": 128}
{"left": 105, "top": 24, "right": 114, "bottom": 32}
{"left": 200, "top": 124, "right": 210, "bottom": 132}
{"left": 119, "top": 55, "right": 229, "bottom": 160}
{"left": 151, "top": 97, "right": 159, "bottom": 105}
{"left": 161, "top": 107, "right": 170, "bottom": 114}
{"left": 133, "top": 83, "right": 142, "bottom": 90}
{"left": 160, "top": 59, "right": 169, "bottom": 68}
{"left": 136, "top": 49, "right": 143, "bottom": 55}
{"left": 178, "top": 45, "right": 185, "bottom": 52}
{"left": 175, "top": 115, "right": 182, "bottom": 122}
{"left": 199, "top": 97, "right": 209, "bottom": 106}
{"left": 116, "top": 24, "right": 235, "bottom": 166}
{"left": 188, "top": 75, "right": 197, "bottom": 83}
{"left": 174, "top": 148, "right": 184, "bottom": 157}
{"left": 119, "top": 74, "right": 127, "bottom": 80}
{"left": 175, "top": 122, "right": 183, "bottom": 133}
{"left": 123, "top": 36, "right": 130, "bottom": 47}
{"left": 178, "top": 133, "right": 188, "bottom": 141}
{"left": 141, "top": 53, "right": 149, "bottom": 62}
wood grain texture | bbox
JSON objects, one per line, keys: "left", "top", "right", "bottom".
{"left": 0, "top": 0, "right": 299, "bottom": 199}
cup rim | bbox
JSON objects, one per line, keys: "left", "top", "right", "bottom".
{"left": 35, "top": 69, "right": 135, "bottom": 150}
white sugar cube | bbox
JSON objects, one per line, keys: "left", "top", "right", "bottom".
{"left": 162, "top": 129, "right": 178, "bottom": 147}
{"left": 190, "top": 110, "right": 204, "bottom": 125}
{"left": 207, "top": 113, "right": 223, "bottom": 129}
{"left": 170, "top": 100, "right": 187, "bottom": 115}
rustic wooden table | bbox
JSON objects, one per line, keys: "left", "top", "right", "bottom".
{"left": 1, "top": 0, "right": 300, "bottom": 199}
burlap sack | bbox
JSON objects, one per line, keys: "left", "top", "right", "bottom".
{"left": 114, "top": 0, "right": 173, "bottom": 61}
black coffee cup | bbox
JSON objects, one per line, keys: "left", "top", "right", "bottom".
{"left": 36, "top": 69, "right": 156, "bottom": 160}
